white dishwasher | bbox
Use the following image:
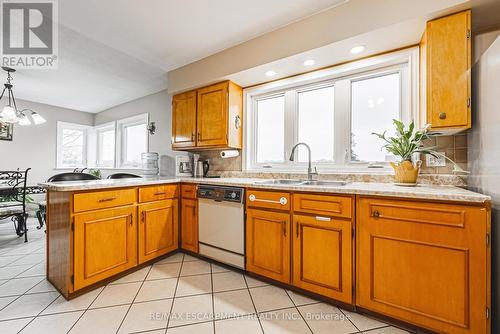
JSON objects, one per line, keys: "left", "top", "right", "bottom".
{"left": 197, "top": 185, "right": 245, "bottom": 269}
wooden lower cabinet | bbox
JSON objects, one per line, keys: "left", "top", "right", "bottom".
{"left": 73, "top": 206, "right": 137, "bottom": 290}
{"left": 357, "top": 197, "right": 489, "bottom": 334}
{"left": 246, "top": 208, "right": 290, "bottom": 283}
{"left": 138, "top": 199, "right": 178, "bottom": 264}
{"left": 181, "top": 198, "right": 198, "bottom": 253}
{"left": 292, "top": 214, "right": 352, "bottom": 304}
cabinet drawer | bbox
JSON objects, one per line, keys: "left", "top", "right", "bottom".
{"left": 293, "top": 193, "right": 352, "bottom": 219}
{"left": 73, "top": 188, "right": 137, "bottom": 213}
{"left": 139, "top": 184, "right": 178, "bottom": 203}
{"left": 246, "top": 189, "right": 290, "bottom": 211}
{"left": 181, "top": 184, "right": 197, "bottom": 199}
{"left": 362, "top": 198, "right": 468, "bottom": 228}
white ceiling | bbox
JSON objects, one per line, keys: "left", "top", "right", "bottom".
{"left": 10, "top": 0, "right": 500, "bottom": 114}
{"left": 11, "top": 0, "right": 347, "bottom": 113}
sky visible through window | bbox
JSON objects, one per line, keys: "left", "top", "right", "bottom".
{"left": 351, "top": 73, "right": 399, "bottom": 162}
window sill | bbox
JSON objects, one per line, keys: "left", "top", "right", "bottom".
{"left": 244, "top": 167, "right": 394, "bottom": 175}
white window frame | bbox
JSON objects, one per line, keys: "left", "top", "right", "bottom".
{"left": 56, "top": 121, "right": 90, "bottom": 168}
{"left": 244, "top": 47, "right": 419, "bottom": 172}
{"left": 116, "top": 113, "right": 149, "bottom": 169}
{"left": 94, "top": 122, "right": 116, "bottom": 168}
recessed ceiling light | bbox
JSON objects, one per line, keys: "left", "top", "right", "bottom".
{"left": 350, "top": 45, "right": 365, "bottom": 54}
{"left": 265, "top": 70, "right": 277, "bottom": 77}
{"left": 303, "top": 59, "right": 315, "bottom": 66}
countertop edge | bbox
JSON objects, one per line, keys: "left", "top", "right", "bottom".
{"left": 39, "top": 177, "right": 491, "bottom": 204}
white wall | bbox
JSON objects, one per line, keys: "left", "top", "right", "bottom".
{"left": 94, "top": 89, "right": 185, "bottom": 177}
{"left": 0, "top": 89, "right": 182, "bottom": 185}
{"left": 0, "top": 99, "right": 94, "bottom": 184}
{"left": 469, "top": 30, "right": 500, "bottom": 332}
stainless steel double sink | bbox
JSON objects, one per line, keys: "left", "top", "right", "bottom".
{"left": 253, "top": 179, "right": 348, "bottom": 187}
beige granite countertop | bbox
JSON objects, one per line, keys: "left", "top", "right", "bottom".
{"left": 39, "top": 176, "right": 490, "bottom": 203}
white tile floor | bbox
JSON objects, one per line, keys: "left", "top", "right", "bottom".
{"left": 0, "top": 219, "right": 414, "bottom": 334}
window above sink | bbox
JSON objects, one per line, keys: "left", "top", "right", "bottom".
{"left": 244, "top": 48, "right": 419, "bottom": 172}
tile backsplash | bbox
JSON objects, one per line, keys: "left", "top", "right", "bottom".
{"left": 420, "top": 134, "right": 468, "bottom": 174}
{"left": 195, "top": 149, "right": 242, "bottom": 175}
{"left": 193, "top": 133, "right": 468, "bottom": 177}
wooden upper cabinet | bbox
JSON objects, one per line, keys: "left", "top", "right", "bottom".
{"left": 356, "top": 197, "right": 489, "bottom": 334}
{"left": 197, "top": 82, "right": 228, "bottom": 147}
{"left": 73, "top": 206, "right": 137, "bottom": 290}
{"left": 171, "top": 81, "right": 242, "bottom": 150}
{"left": 420, "top": 10, "right": 471, "bottom": 132}
{"left": 292, "top": 214, "right": 352, "bottom": 304}
{"left": 172, "top": 90, "right": 197, "bottom": 149}
{"left": 138, "top": 199, "right": 178, "bottom": 264}
{"left": 246, "top": 208, "right": 290, "bottom": 283}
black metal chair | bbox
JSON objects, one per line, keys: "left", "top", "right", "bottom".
{"left": 0, "top": 169, "right": 30, "bottom": 242}
{"left": 47, "top": 172, "right": 100, "bottom": 182}
{"left": 35, "top": 172, "right": 100, "bottom": 230}
{"left": 107, "top": 173, "right": 141, "bottom": 179}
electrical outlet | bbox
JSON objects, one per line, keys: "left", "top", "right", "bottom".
{"left": 426, "top": 152, "right": 446, "bottom": 167}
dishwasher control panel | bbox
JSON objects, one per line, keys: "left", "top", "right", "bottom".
{"left": 197, "top": 185, "right": 244, "bottom": 203}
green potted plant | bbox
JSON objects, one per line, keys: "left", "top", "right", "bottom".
{"left": 372, "top": 120, "right": 466, "bottom": 185}
{"left": 88, "top": 168, "right": 102, "bottom": 179}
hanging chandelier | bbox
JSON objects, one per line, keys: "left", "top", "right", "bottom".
{"left": 0, "top": 67, "right": 46, "bottom": 126}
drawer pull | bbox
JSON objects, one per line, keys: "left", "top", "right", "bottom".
{"left": 128, "top": 214, "right": 133, "bottom": 225}
{"left": 372, "top": 210, "right": 380, "bottom": 218}
{"left": 249, "top": 194, "right": 287, "bottom": 205}
{"left": 315, "top": 216, "right": 331, "bottom": 222}
{"left": 154, "top": 192, "right": 166, "bottom": 196}
{"left": 98, "top": 197, "right": 116, "bottom": 203}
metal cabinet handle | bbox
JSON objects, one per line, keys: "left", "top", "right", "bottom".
{"left": 141, "top": 211, "right": 146, "bottom": 222}
{"left": 154, "top": 192, "right": 166, "bottom": 196}
{"left": 128, "top": 214, "right": 133, "bottom": 225}
{"left": 98, "top": 197, "right": 116, "bottom": 203}
{"left": 234, "top": 115, "right": 241, "bottom": 129}
{"left": 315, "top": 216, "right": 331, "bottom": 222}
{"left": 372, "top": 210, "right": 380, "bottom": 218}
{"left": 439, "top": 112, "right": 447, "bottom": 120}
{"left": 248, "top": 194, "right": 287, "bottom": 205}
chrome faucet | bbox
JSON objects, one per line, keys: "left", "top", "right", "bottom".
{"left": 289, "top": 142, "right": 318, "bottom": 181}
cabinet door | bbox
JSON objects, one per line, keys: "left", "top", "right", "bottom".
{"left": 74, "top": 206, "right": 137, "bottom": 290}
{"left": 246, "top": 209, "right": 290, "bottom": 283}
{"left": 172, "top": 90, "right": 197, "bottom": 148}
{"left": 292, "top": 214, "right": 352, "bottom": 303}
{"left": 197, "top": 82, "right": 228, "bottom": 147}
{"left": 181, "top": 198, "right": 198, "bottom": 253}
{"left": 357, "top": 197, "right": 488, "bottom": 334}
{"left": 138, "top": 199, "right": 178, "bottom": 264}
{"left": 426, "top": 10, "right": 471, "bottom": 130}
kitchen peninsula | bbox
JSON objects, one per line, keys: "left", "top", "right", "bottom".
{"left": 41, "top": 176, "right": 491, "bottom": 334}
